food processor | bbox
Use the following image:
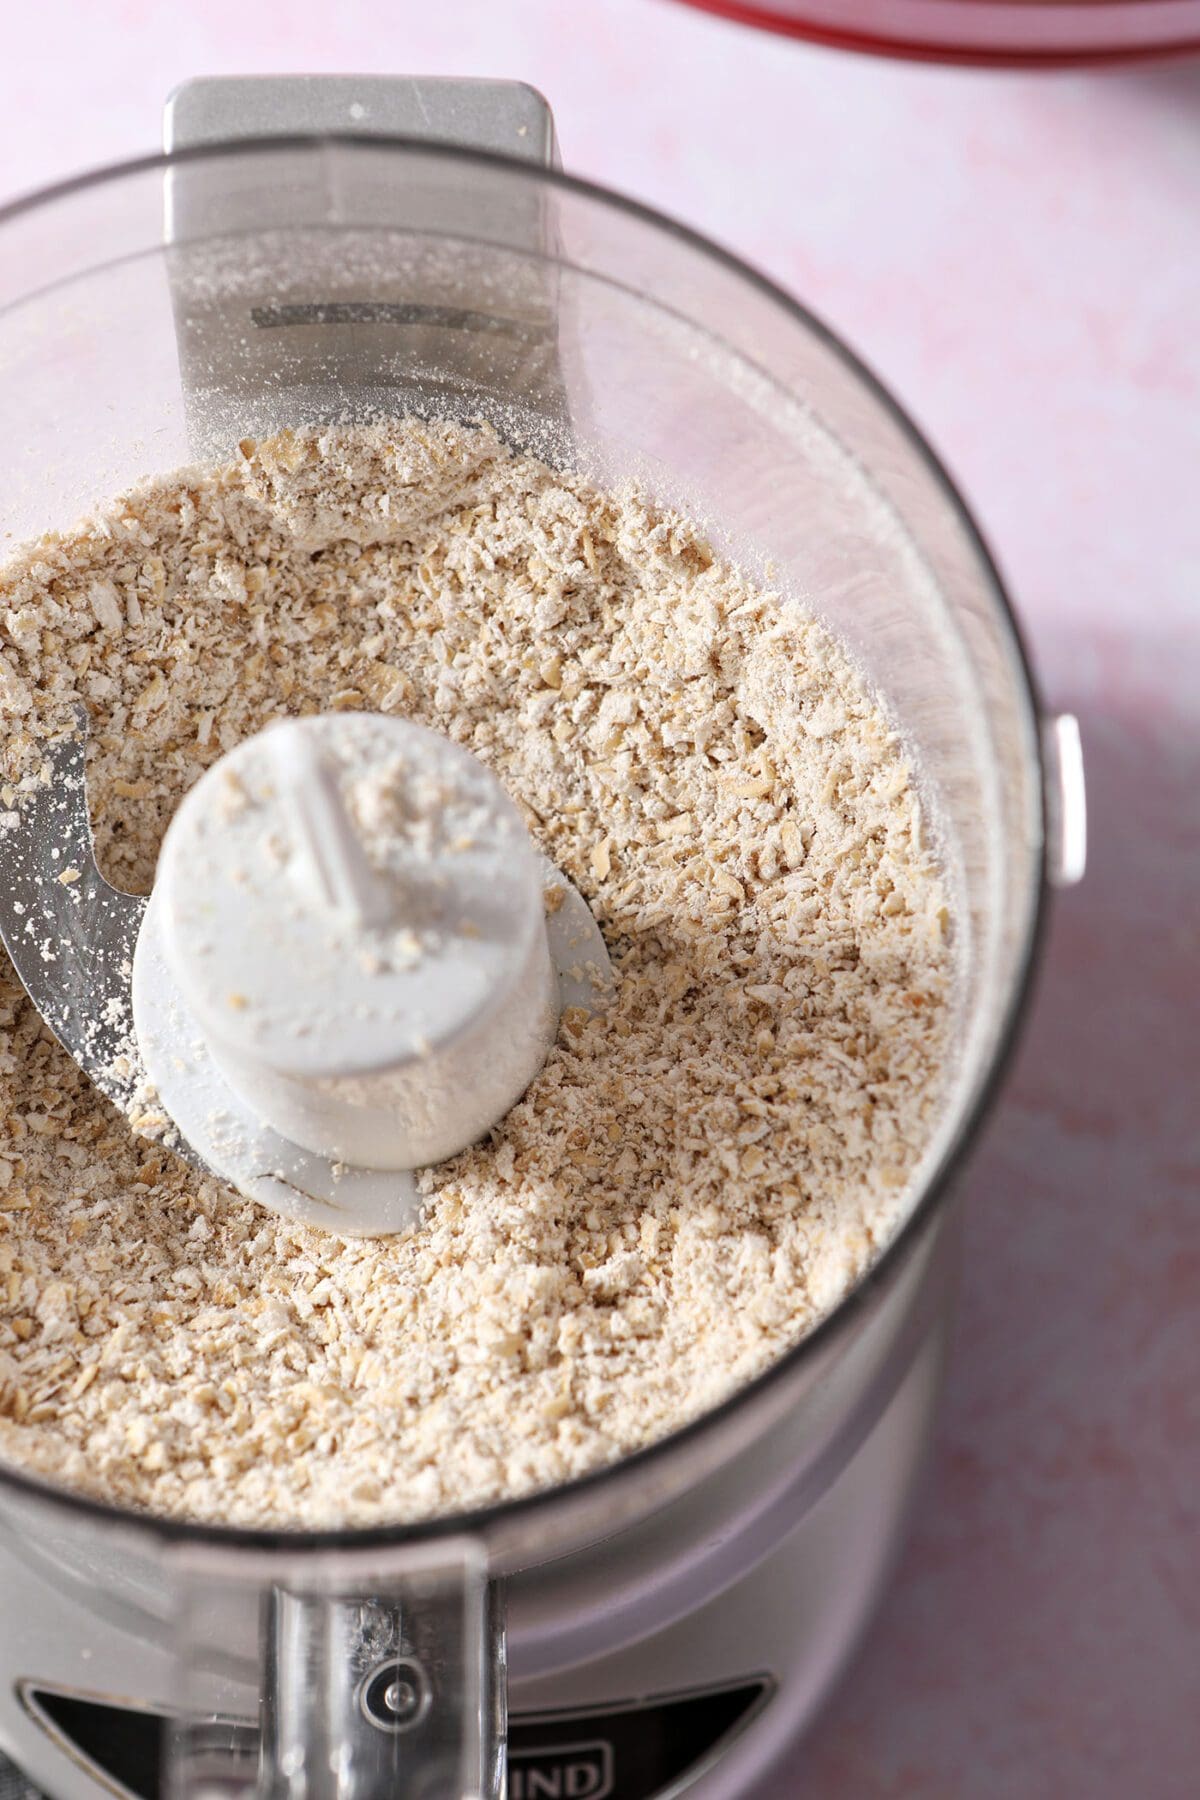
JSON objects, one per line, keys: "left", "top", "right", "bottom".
{"left": 0, "top": 77, "right": 1086, "bottom": 1800}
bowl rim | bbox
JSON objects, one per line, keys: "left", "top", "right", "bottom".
{"left": 666, "top": 0, "right": 1200, "bottom": 68}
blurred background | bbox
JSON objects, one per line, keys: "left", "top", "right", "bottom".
{"left": 2, "top": 2, "right": 1196, "bottom": 1794}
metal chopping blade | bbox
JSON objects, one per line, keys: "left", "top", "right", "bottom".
{"left": 0, "top": 716, "right": 147, "bottom": 1110}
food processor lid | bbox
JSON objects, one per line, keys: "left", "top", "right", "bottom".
{"left": 0, "top": 115, "right": 1079, "bottom": 1561}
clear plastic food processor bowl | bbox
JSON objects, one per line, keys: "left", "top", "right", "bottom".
{"left": 0, "top": 106, "right": 1080, "bottom": 1800}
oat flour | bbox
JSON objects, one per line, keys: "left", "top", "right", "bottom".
{"left": 0, "top": 420, "right": 951, "bottom": 1527}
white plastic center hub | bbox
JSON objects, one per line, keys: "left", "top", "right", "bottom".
{"left": 153, "top": 713, "right": 558, "bottom": 1172}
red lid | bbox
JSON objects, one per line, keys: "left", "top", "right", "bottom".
{"left": 670, "top": 0, "right": 1200, "bottom": 66}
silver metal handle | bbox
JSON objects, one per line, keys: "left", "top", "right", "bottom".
{"left": 161, "top": 76, "right": 565, "bottom": 463}
{"left": 163, "top": 75, "right": 558, "bottom": 165}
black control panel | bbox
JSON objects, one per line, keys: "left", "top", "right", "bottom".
{"left": 10, "top": 1676, "right": 772, "bottom": 1800}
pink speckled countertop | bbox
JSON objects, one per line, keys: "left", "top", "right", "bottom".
{"left": 2, "top": 5, "right": 1197, "bottom": 1795}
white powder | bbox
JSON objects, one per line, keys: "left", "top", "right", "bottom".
{"left": 0, "top": 419, "right": 952, "bottom": 1528}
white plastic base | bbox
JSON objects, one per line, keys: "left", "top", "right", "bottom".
{"left": 132, "top": 857, "right": 612, "bottom": 1235}
{"left": 509, "top": 1297, "right": 951, "bottom": 1797}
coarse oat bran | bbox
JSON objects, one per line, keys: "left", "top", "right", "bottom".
{"left": 0, "top": 418, "right": 951, "bottom": 1528}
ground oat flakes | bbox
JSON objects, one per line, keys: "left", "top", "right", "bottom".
{"left": 0, "top": 419, "right": 951, "bottom": 1527}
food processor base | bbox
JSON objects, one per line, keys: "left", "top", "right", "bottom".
{"left": 0, "top": 1289, "right": 949, "bottom": 1800}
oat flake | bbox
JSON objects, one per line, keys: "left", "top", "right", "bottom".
{"left": 0, "top": 419, "right": 951, "bottom": 1528}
